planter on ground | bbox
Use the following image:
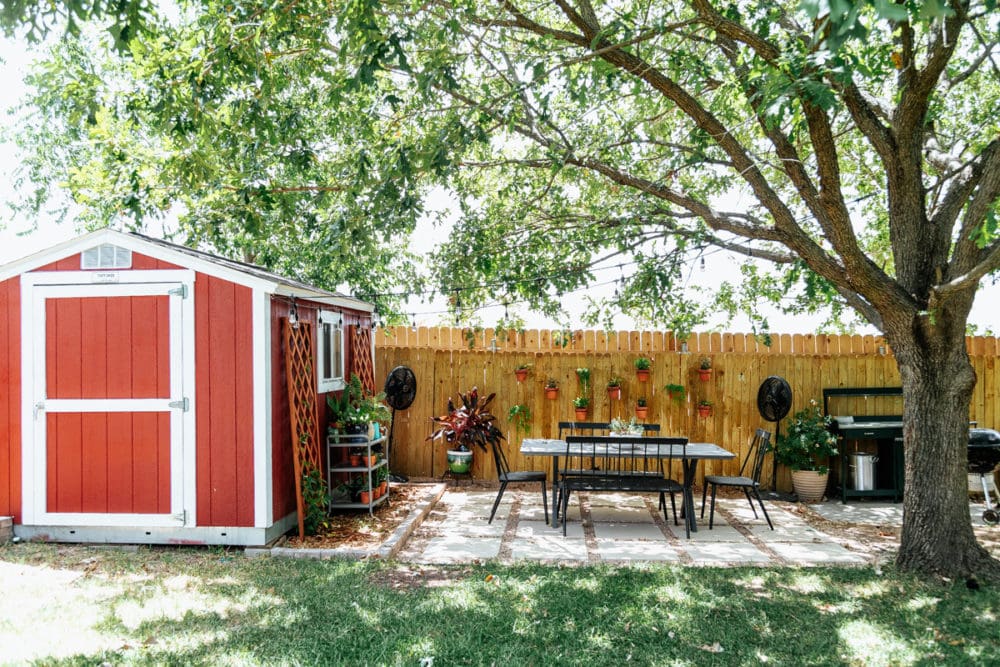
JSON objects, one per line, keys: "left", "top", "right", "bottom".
{"left": 446, "top": 449, "right": 473, "bottom": 474}
{"left": 792, "top": 470, "right": 829, "bottom": 503}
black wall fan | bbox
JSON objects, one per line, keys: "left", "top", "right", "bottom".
{"left": 384, "top": 366, "right": 417, "bottom": 482}
{"left": 757, "top": 376, "right": 793, "bottom": 493}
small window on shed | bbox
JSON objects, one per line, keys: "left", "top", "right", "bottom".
{"left": 317, "top": 310, "right": 345, "bottom": 393}
{"left": 81, "top": 244, "right": 132, "bottom": 269}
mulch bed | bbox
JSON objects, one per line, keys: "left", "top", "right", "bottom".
{"left": 283, "top": 483, "right": 433, "bottom": 550}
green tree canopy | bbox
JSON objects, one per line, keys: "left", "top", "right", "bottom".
{"left": 8, "top": 1, "right": 1000, "bottom": 580}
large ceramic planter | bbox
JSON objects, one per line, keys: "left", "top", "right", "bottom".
{"left": 792, "top": 470, "right": 829, "bottom": 503}
{"left": 447, "top": 449, "right": 473, "bottom": 474}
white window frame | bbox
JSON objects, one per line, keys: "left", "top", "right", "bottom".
{"left": 316, "top": 310, "right": 346, "bottom": 393}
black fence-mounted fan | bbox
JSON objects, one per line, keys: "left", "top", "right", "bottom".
{"left": 757, "top": 376, "right": 793, "bottom": 494}
{"left": 384, "top": 366, "right": 417, "bottom": 482}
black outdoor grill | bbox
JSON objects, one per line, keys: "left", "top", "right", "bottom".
{"left": 968, "top": 428, "right": 1000, "bottom": 525}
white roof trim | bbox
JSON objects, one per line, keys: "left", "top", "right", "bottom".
{"left": 0, "top": 229, "right": 374, "bottom": 311}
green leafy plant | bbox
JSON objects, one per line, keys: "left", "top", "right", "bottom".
{"left": 428, "top": 387, "right": 506, "bottom": 452}
{"left": 636, "top": 397, "right": 647, "bottom": 408}
{"left": 665, "top": 383, "right": 686, "bottom": 401}
{"left": 515, "top": 362, "right": 531, "bottom": 371}
{"left": 300, "top": 462, "right": 328, "bottom": 535}
{"left": 610, "top": 416, "right": 642, "bottom": 435}
{"left": 775, "top": 400, "right": 839, "bottom": 473}
{"left": 573, "top": 395, "right": 589, "bottom": 409}
{"left": 545, "top": 378, "right": 558, "bottom": 389}
{"left": 575, "top": 367, "right": 591, "bottom": 393}
{"left": 634, "top": 357, "right": 651, "bottom": 370}
{"left": 507, "top": 404, "right": 533, "bottom": 434}
{"left": 698, "top": 399, "right": 713, "bottom": 407}
{"left": 607, "top": 376, "right": 623, "bottom": 388}
{"left": 327, "top": 374, "right": 391, "bottom": 432}
{"left": 699, "top": 357, "right": 712, "bottom": 370}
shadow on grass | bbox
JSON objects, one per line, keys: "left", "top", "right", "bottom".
{"left": 3, "top": 545, "right": 997, "bottom": 666}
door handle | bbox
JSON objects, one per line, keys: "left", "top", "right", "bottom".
{"left": 33, "top": 401, "right": 45, "bottom": 420}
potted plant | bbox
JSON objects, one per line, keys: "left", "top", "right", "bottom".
{"left": 775, "top": 400, "right": 839, "bottom": 503}
{"left": 610, "top": 416, "right": 642, "bottom": 435}
{"left": 635, "top": 397, "right": 648, "bottom": 419}
{"left": 573, "top": 395, "right": 589, "bottom": 421}
{"left": 514, "top": 363, "right": 531, "bottom": 382}
{"left": 606, "top": 376, "right": 623, "bottom": 400}
{"left": 665, "top": 383, "right": 686, "bottom": 402}
{"left": 634, "top": 357, "right": 651, "bottom": 382}
{"left": 697, "top": 357, "right": 713, "bottom": 382}
{"left": 544, "top": 378, "right": 559, "bottom": 399}
{"left": 428, "top": 387, "right": 505, "bottom": 474}
{"left": 697, "top": 399, "right": 713, "bottom": 417}
{"left": 328, "top": 374, "right": 391, "bottom": 440}
{"left": 575, "top": 367, "right": 591, "bottom": 394}
{"left": 507, "top": 403, "right": 533, "bottom": 434}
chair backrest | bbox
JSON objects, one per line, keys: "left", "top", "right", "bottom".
{"left": 491, "top": 441, "right": 511, "bottom": 478}
{"left": 740, "top": 429, "right": 772, "bottom": 483}
{"left": 563, "top": 435, "right": 687, "bottom": 482}
{"left": 557, "top": 421, "right": 661, "bottom": 439}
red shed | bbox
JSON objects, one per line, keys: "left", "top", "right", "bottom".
{"left": 0, "top": 229, "right": 375, "bottom": 545}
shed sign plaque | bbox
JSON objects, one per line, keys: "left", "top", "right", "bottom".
{"left": 91, "top": 272, "right": 119, "bottom": 283}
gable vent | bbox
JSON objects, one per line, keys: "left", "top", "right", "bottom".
{"left": 82, "top": 244, "right": 132, "bottom": 270}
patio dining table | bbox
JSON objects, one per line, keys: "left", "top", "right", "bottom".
{"left": 520, "top": 438, "right": 736, "bottom": 535}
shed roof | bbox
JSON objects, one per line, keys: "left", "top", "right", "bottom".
{"left": 0, "top": 228, "right": 375, "bottom": 313}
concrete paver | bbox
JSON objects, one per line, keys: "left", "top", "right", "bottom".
{"left": 394, "top": 488, "right": 933, "bottom": 567}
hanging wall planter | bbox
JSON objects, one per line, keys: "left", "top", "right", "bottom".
{"left": 635, "top": 401, "right": 648, "bottom": 420}
{"left": 697, "top": 401, "right": 713, "bottom": 417}
{"left": 698, "top": 358, "right": 713, "bottom": 382}
{"left": 514, "top": 365, "right": 529, "bottom": 382}
{"left": 606, "top": 377, "right": 623, "bottom": 401}
{"left": 544, "top": 380, "right": 559, "bottom": 400}
{"left": 634, "top": 357, "right": 651, "bottom": 382}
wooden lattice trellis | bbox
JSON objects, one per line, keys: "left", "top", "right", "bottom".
{"left": 284, "top": 318, "right": 321, "bottom": 540}
{"left": 351, "top": 325, "right": 376, "bottom": 394}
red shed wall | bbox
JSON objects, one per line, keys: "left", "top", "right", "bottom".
{"left": 270, "top": 299, "right": 373, "bottom": 522}
{"left": 0, "top": 276, "right": 21, "bottom": 521}
{"left": 195, "top": 273, "right": 255, "bottom": 527}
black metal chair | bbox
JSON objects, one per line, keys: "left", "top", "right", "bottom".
{"left": 558, "top": 435, "right": 687, "bottom": 536}
{"left": 488, "top": 442, "right": 548, "bottom": 525}
{"left": 700, "top": 428, "right": 774, "bottom": 530}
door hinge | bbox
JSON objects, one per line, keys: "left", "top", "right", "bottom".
{"left": 173, "top": 509, "right": 187, "bottom": 523}
{"left": 168, "top": 397, "right": 190, "bottom": 412}
{"left": 168, "top": 285, "right": 189, "bottom": 299}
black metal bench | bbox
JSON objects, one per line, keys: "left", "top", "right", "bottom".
{"left": 557, "top": 435, "right": 688, "bottom": 536}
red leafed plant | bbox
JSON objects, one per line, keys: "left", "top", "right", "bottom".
{"left": 427, "top": 387, "right": 505, "bottom": 452}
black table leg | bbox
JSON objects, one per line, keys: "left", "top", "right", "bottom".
{"left": 683, "top": 458, "right": 699, "bottom": 534}
{"left": 550, "top": 455, "right": 560, "bottom": 528}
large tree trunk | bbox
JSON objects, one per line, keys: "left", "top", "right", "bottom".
{"left": 889, "top": 324, "right": 1000, "bottom": 580}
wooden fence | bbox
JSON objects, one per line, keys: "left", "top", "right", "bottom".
{"left": 374, "top": 326, "right": 1000, "bottom": 491}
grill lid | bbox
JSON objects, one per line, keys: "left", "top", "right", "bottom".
{"left": 969, "top": 428, "right": 1000, "bottom": 447}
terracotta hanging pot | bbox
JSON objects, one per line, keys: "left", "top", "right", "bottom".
{"left": 545, "top": 387, "right": 559, "bottom": 400}
{"left": 515, "top": 368, "right": 528, "bottom": 382}
{"left": 575, "top": 407, "right": 588, "bottom": 421}
{"left": 607, "top": 386, "right": 621, "bottom": 400}
{"left": 636, "top": 369, "right": 650, "bottom": 383}
{"left": 697, "top": 404, "right": 712, "bottom": 418}
{"left": 698, "top": 368, "right": 712, "bottom": 382}
{"left": 635, "top": 405, "right": 648, "bottom": 419}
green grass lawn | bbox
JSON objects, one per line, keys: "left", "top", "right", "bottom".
{"left": 1, "top": 543, "right": 997, "bottom": 666}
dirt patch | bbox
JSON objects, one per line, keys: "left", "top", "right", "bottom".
{"left": 283, "top": 483, "right": 435, "bottom": 551}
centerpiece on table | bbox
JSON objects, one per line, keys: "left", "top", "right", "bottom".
{"left": 428, "top": 387, "right": 505, "bottom": 474}
{"left": 774, "top": 399, "right": 839, "bottom": 503}
{"left": 610, "top": 416, "right": 643, "bottom": 436}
